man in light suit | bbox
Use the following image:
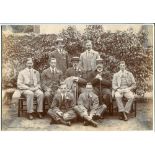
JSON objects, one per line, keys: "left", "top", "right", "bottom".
{"left": 112, "top": 61, "right": 136, "bottom": 121}
{"left": 41, "top": 58, "right": 63, "bottom": 107}
{"left": 79, "top": 40, "right": 100, "bottom": 81}
{"left": 74, "top": 83, "right": 107, "bottom": 127}
{"left": 48, "top": 38, "right": 70, "bottom": 73}
{"left": 17, "top": 58, "right": 44, "bottom": 120}
{"left": 48, "top": 82, "right": 77, "bottom": 126}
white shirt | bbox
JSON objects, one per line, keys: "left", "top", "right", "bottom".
{"left": 50, "top": 67, "right": 56, "bottom": 73}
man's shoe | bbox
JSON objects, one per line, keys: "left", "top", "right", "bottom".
{"left": 37, "top": 112, "right": 43, "bottom": 119}
{"left": 90, "top": 120, "right": 98, "bottom": 127}
{"left": 28, "top": 113, "right": 34, "bottom": 120}
{"left": 119, "top": 112, "right": 124, "bottom": 120}
{"left": 66, "top": 121, "right": 71, "bottom": 126}
{"left": 83, "top": 121, "right": 89, "bottom": 126}
{"left": 123, "top": 112, "right": 128, "bottom": 121}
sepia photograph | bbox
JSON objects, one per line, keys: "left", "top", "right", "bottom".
{"left": 1, "top": 24, "right": 153, "bottom": 131}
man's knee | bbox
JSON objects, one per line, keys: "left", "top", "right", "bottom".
{"left": 24, "top": 90, "right": 34, "bottom": 97}
{"left": 115, "top": 91, "right": 122, "bottom": 98}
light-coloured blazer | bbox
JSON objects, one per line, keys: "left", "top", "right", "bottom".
{"left": 79, "top": 50, "right": 100, "bottom": 71}
{"left": 112, "top": 70, "right": 136, "bottom": 91}
{"left": 17, "top": 68, "right": 41, "bottom": 90}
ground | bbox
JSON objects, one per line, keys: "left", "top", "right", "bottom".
{"left": 1, "top": 97, "right": 153, "bottom": 131}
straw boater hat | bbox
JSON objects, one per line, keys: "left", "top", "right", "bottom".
{"left": 71, "top": 56, "right": 79, "bottom": 62}
{"left": 96, "top": 58, "right": 103, "bottom": 68}
{"left": 55, "top": 38, "right": 64, "bottom": 43}
{"left": 27, "top": 58, "right": 33, "bottom": 63}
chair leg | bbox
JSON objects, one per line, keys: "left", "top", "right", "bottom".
{"left": 134, "top": 100, "right": 137, "bottom": 117}
{"left": 18, "top": 100, "right": 21, "bottom": 117}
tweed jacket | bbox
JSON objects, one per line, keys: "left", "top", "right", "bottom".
{"left": 78, "top": 91, "right": 99, "bottom": 116}
{"left": 112, "top": 70, "right": 136, "bottom": 91}
{"left": 41, "top": 67, "right": 63, "bottom": 92}
{"left": 50, "top": 92, "right": 75, "bottom": 112}
{"left": 79, "top": 49, "right": 100, "bottom": 72}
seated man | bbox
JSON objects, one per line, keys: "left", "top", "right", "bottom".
{"left": 74, "top": 83, "right": 107, "bottom": 127}
{"left": 90, "top": 58, "right": 112, "bottom": 107}
{"left": 41, "top": 58, "right": 63, "bottom": 107}
{"left": 48, "top": 82, "right": 77, "bottom": 126}
{"left": 112, "top": 61, "right": 136, "bottom": 121}
{"left": 65, "top": 57, "right": 87, "bottom": 103}
{"left": 17, "top": 58, "right": 44, "bottom": 120}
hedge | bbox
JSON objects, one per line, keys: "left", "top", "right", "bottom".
{"left": 2, "top": 25, "right": 153, "bottom": 96}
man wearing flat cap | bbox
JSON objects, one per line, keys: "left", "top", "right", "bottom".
{"left": 89, "top": 58, "right": 112, "bottom": 108}
{"left": 49, "top": 38, "right": 70, "bottom": 73}
{"left": 65, "top": 57, "right": 87, "bottom": 103}
{"left": 17, "top": 58, "right": 44, "bottom": 120}
{"left": 79, "top": 40, "right": 100, "bottom": 80}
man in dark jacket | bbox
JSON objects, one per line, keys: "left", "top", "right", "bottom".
{"left": 89, "top": 58, "right": 112, "bottom": 107}
{"left": 65, "top": 57, "right": 87, "bottom": 103}
{"left": 48, "top": 82, "right": 77, "bottom": 126}
{"left": 49, "top": 38, "right": 70, "bottom": 73}
{"left": 41, "top": 58, "right": 63, "bottom": 107}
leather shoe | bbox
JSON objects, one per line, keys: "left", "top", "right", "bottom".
{"left": 28, "top": 113, "right": 34, "bottom": 120}
{"left": 83, "top": 121, "right": 89, "bottom": 126}
{"left": 37, "top": 112, "right": 43, "bottom": 119}
{"left": 123, "top": 112, "right": 128, "bottom": 121}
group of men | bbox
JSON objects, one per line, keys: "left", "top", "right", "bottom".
{"left": 15, "top": 38, "right": 136, "bottom": 127}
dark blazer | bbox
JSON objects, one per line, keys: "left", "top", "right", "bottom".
{"left": 49, "top": 49, "right": 70, "bottom": 73}
{"left": 65, "top": 67, "right": 87, "bottom": 86}
{"left": 41, "top": 67, "right": 63, "bottom": 92}
{"left": 90, "top": 70, "right": 112, "bottom": 88}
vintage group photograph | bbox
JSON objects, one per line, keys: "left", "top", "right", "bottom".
{"left": 1, "top": 24, "right": 153, "bottom": 131}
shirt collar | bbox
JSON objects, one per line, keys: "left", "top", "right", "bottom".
{"left": 50, "top": 67, "right": 56, "bottom": 72}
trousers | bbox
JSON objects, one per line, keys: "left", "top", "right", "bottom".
{"left": 115, "top": 90, "right": 134, "bottom": 113}
{"left": 48, "top": 107, "right": 77, "bottom": 122}
{"left": 22, "top": 89, "right": 44, "bottom": 113}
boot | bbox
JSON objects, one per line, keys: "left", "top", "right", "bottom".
{"left": 89, "top": 119, "right": 98, "bottom": 127}
{"left": 59, "top": 119, "right": 71, "bottom": 126}
{"left": 122, "top": 112, "right": 128, "bottom": 121}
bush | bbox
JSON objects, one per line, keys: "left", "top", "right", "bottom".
{"left": 2, "top": 25, "right": 153, "bottom": 95}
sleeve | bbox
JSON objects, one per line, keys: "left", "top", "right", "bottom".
{"left": 41, "top": 71, "right": 49, "bottom": 92}
{"left": 65, "top": 68, "right": 71, "bottom": 78}
{"left": 17, "top": 72, "right": 30, "bottom": 90}
{"left": 50, "top": 95, "right": 59, "bottom": 109}
{"left": 36, "top": 71, "right": 41, "bottom": 89}
{"left": 96, "top": 52, "right": 100, "bottom": 59}
{"left": 129, "top": 73, "right": 136, "bottom": 90}
{"left": 90, "top": 95, "right": 99, "bottom": 116}
{"left": 112, "top": 74, "right": 119, "bottom": 90}
{"left": 78, "top": 54, "right": 83, "bottom": 70}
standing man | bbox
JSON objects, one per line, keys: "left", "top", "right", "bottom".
{"left": 48, "top": 82, "right": 77, "bottom": 126}
{"left": 49, "top": 38, "right": 69, "bottom": 73}
{"left": 65, "top": 57, "right": 87, "bottom": 102}
{"left": 74, "top": 83, "right": 107, "bottom": 127}
{"left": 17, "top": 58, "right": 44, "bottom": 120}
{"left": 112, "top": 61, "right": 136, "bottom": 121}
{"left": 90, "top": 58, "right": 112, "bottom": 108}
{"left": 79, "top": 40, "right": 100, "bottom": 80}
{"left": 41, "top": 58, "right": 63, "bottom": 107}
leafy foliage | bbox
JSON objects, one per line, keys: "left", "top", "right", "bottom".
{"left": 2, "top": 25, "right": 153, "bottom": 95}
